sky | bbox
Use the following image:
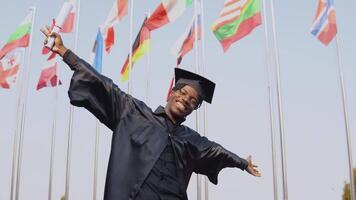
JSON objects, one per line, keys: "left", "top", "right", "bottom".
{"left": 1, "top": 0, "right": 356, "bottom": 200}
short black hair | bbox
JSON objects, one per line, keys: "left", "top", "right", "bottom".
{"left": 172, "top": 83, "right": 203, "bottom": 109}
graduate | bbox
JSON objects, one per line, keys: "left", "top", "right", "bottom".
{"left": 41, "top": 27, "right": 261, "bottom": 200}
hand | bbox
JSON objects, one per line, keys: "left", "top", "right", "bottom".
{"left": 40, "top": 26, "right": 68, "bottom": 57}
{"left": 245, "top": 155, "right": 261, "bottom": 177}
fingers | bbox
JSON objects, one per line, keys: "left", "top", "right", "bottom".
{"left": 49, "top": 31, "right": 60, "bottom": 38}
{"left": 40, "top": 26, "right": 60, "bottom": 38}
{"left": 254, "top": 166, "right": 261, "bottom": 177}
{"left": 250, "top": 166, "right": 261, "bottom": 177}
{"left": 40, "top": 26, "right": 51, "bottom": 37}
{"left": 246, "top": 155, "right": 252, "bottom": 162}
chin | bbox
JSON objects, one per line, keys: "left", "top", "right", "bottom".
{"left": 171, "top": 107, "right": 187, "bottom": 119}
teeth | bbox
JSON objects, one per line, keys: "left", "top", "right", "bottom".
{"left": 176, "top": 101, "right": 186, "bottom": 110}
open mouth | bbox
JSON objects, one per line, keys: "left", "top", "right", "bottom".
{"left": 175, "top": 100, "right": 188, "bottom": 112}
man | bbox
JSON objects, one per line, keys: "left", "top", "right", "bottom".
{"left": 41, "top": 26, "right": 261, "bottom": 200}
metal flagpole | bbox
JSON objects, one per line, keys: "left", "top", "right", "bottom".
{"left": 128, "top": 0, "right": 134, "bottom": 95}
{"left": 10, "top": 46, "right": 27, "bottom": 200}
{"left": 48, "top": 56, "right": 61, "bottom": 200}
{"left": 335, "top": 35, "right": 355, "bottom": 200}
{"left": 65, "top": 0, "right": 81, "bottom": 199}
{"left": 198, "top": 0, "right": 209, "bottom": 199}
{"left": 269, "top": 0, "right": 288, "bottom": 199}
{"left": 13, "top": 7, "right": 36, "bottom": 200}
{"left": 262, "top": 1, "right": 278, "bottom": 199}
{"left": 93, "top": 120, "right": 100, "bottom": 200}
{"left": 193, "top": 1, "right": 202, "bottom": 200}
{"left": 145, "top": 10, "right": 151, "bottom": 104}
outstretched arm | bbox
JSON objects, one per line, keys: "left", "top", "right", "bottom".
{"left": 190, "top": 134, "right": 261, "bottom": 184}
{"left": 40, "top": 27, "right": 134, "bottom": 131}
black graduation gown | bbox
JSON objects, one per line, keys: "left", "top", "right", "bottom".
{"left": 63, "top": 50, "right": 249, "bottom": 200}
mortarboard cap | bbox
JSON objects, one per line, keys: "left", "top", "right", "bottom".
{"left": 175, "top": 68, "right": 216, "bottom": 104}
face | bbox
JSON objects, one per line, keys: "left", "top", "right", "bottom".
{"left": 165, "top": 85, "right": 200, "bottom": 121}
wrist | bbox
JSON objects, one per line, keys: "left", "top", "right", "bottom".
{"left": 58, "top": 46, "right": 68, "bottom": 57}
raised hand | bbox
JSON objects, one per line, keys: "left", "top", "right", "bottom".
{"left": 40, "top": 26, "right": 68, "bottom": 57}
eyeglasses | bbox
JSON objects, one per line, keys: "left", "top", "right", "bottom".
{"left": 176, "top": 88, "right": 199, "bottom": 110}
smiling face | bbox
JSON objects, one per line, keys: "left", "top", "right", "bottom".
{"left": 165, "top": 84, "right": 201, "bottom": 123}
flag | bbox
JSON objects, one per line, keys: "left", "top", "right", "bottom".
{"left": 166, "top": 76, "right": 175, "bottom": 101}
{"left": 311, "top": 0, "right": 337, "bottom": 46}
{"left": 90, "top": 29, "right": 104, "bottom": 73}
{"left": 60, "top": 0, "right": 77, "bottom": 33}
{"left": 36, "top": 55, "right": 61, "bottom": 90}
{"left": 0, "top": 49, "right": 24, "bottom": 89}
{"left": 145, "top": 0, "right": 193, "bottom": 31}
{"left": 171, "top": 14, "right": 201, "bottom": 66}
{"left": 120, "top": 19, "right": 151, "bottom": 82}
{"left": 101, "top": 0, "right": 129, "bottom": 53}
{"left": 0, "top": 13, "right": 32, "bottom": 59}
{"left": 211, "top": 0, "right": 262, "bottom": 52}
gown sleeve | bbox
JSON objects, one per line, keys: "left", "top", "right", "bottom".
{"left": 63, "top": 49, "right": 134, "bottom": 131}
{"left": 188, "top": 133, "right": 249, "bottom": 185}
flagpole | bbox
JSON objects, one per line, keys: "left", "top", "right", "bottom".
{"left": 199, "top": 0, "right": 209, "bottom": 200}
{"left": 198, "top": 0, "right": 209, "bottom": 199}
{"left": 335, "top": 35, "right": 355, "bottom": 200}
{"left": 10, "top": 46, "right": 27, "bottom": 200}
{"left": 10, "top": 58, "right": 23, "bottom": 200}
{"left": 48, "top": 56, "right": 60, "bottom": 200}
{"left": 270, "top": 0, "right": 289, "bottom": 199}
{"left": 145, "top": 10, "right": 151, "bottom": 104}
{"left": 12, "top": 7, "right": 36, "bottom": 200}
{"left": 93, "top": 119, "right": 100, "bottom": 200}
{"left": 65, "top": 0, "right": 80, "bottom": 199}
{"left": 193, "top": 1, "right": 202, "bottom": 200}
{"left": 262, "top": 1, "right": 278, "bottom": 199}
{"left": 128, "top": 0, "right": 134, "bottom": 95}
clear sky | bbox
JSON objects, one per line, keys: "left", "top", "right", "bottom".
{"left": 1, "top": 0, "right": 356, "bottom": 200}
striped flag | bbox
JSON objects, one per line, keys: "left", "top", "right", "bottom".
{"left": 171, "top": 14, "right": 201, "bottom": 66}
{"left": 311, "top": 0, "right": 337, "bottom": 46}
{"left": 101, "top": 0, "right": 128, "bottom": 53}
{"left": 120, "top": 19, "right": 150, "bottom": 82}
{"left": 211, "top": 0, "right": 262, "bottom": 52}
{"left": 0, "top": 12, "right": 32, "bottom": 59}
{"left": 0, "top": 12, "right": 32, "bottom": 89}
{"left": 145, "top": 0, "right": 193, "bottom": 31}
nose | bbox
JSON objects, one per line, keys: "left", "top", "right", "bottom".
{"left": 181, "top": 95, "right": 189, "bottom": 104}
{"left": 181, "top": 96, "right": 193, "bottom": 111}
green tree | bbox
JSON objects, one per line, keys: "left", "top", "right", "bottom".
{"left": 342, "top": 168, "right": 356, "bottom": 200}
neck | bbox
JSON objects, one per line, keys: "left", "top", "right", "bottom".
{"left": 164, "top": 107, "right": 181, "bottom": 125}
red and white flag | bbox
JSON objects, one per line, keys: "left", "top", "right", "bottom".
{"left": 36, "top": 53, "right": 61, "bottom": 90}
{"left": 145, "top": 0, "right": 193, "bottom": 31}
{"left": 101, "top": 0, "right": 128, "bottom": 53}
{"left": 60, "top": 0, "right": 77, "bottom": 33}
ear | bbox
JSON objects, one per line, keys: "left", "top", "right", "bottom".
{"left": 166, "top": 89, "right": 175, "bottom": 102}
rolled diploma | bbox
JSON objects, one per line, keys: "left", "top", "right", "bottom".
{"left": 45, "top": 2, "right": 73, "bottom": 49}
